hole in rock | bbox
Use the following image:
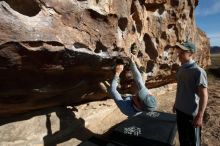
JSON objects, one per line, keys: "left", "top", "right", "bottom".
{"left": 143, "top": 33, "right": 158, "bottom": 60}
{"left": 144, "top": 3, "right": 165, "bottom": 12}
{"left": 132, "top": 25, "right": 136, "bottom": 33}
{"left": 168, "top": 24, "right": 175, "bottom": 29}
{"left": 161, "top": 31, "right": 167, "bottom": 40}
{"left": 146, "top": 60, "right": 155, "bottom": 73}
{"left": 173, "top": 25, "right": 179, "bottom": 42}
{"left": 132, "top": 12, "right": 142, "bottom": 34}
{"left": 87, "top": 9, "right": 108, "bottom": 23}
{"left": 46, "top": 41, "right": 64, "bottom": 46}
{"left": 195, "top": 0, "right": 199, "bottom": 6}
{"left": 160, "top": 64, "right": 170, "bottom": 70}
{"left": 187, "top": 0, "right": 193, "bottom": 6}
{"left": 156, "top": 38, "right": 159, "bottom": 44}
{"left": 158, "top": 5, "right": 165, "bottom": 15}
{"left": 113, "top": 47, "right": 124, "bottom": 52}
{"left": 130, "top": 0, "right": 136, "bottom": 15}
{"left": 118, "top": 17, "right": 128, "bottom": 31}
{"left": 130, "top": 1, "right": 142, "bottom": 34}
{"left": 171, "top": 11, "right": 177, "bottom": 18}
{"left": 95, "top": 41, "right": 108, "bottom": 53}
{"left": 170, "top": 0, "right": 179, "bottom": 7}
{"left": 23, "top": 41, "right": 43, "bottom": 48}
{"left": 4, "top": 0, "right": 41, "bottom": 16}
{"left": 74, "top": 42, "right": 89, "bottom": 49}
{"left": 181, "top": 14, "right": 186, "bottom": 20}
{"left": 164, "top": 45, "right": 172, "bottom": 51}
{"left": 189, "top": 7, "right": 193, "bottom": 18}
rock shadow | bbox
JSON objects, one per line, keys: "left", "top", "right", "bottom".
{"left": 0, "top": 106, "right": 97, "bottom": 146}
{"left": 43, "top": 106, "right": 97, "bottom": 146}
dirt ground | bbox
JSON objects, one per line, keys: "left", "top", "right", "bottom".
{"left": 74, "top": 75, "right": 220, "bottom": 146}
{"left": 155, "top": 79, "right": 220, "bottom": 146}
{"left": 0, "top": 76, "right": 218, "bottom": 146}
{"left": 201, "top": 77, "right": 220, "bottom": 146}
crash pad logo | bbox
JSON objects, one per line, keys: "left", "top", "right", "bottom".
{"left": 124, "top": 126, "right": 142, "bottom": 136}
{"left": 145, "top": 111, "right": 160, "bottom": 118}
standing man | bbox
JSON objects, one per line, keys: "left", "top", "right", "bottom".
{"left": 173, "top": 41, "right": 208, "bottom": 146}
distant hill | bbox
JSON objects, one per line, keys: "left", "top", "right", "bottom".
{"left": 211, "top": 46, "right": 220, "bottom": 54}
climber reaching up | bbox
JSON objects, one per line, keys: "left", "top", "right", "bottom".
{"left": 100, "top": 48, "right": 157, "bottom": 117}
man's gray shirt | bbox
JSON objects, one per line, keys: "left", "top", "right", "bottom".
{"left": 175, "top": 60, "right": 208, "bottom": 116}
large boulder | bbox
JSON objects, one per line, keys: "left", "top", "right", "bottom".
{"left": 0, "top": 0, "right": 210, "bottom": 115}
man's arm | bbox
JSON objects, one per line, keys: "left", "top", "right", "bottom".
{"left": 110, "top": 64, "right": 124, "bottom": 91}
{"left": 130, "top": 55, "right": 143, "bottom": 88}
{"left": 108, "top": 64, "right": 125, "bottom": 102}
{"left": 193, "top": 87, "right": 208, "bottom": 127}
{"left": 115, "top": 64, "right": 124, "bottom": 77}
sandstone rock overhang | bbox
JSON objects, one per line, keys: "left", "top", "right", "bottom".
{"left": 0, "top": 0, "right": 210, "bottom": 115}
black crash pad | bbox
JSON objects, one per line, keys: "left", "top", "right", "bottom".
{"left": 110, "top": 111, "right": 177, "bottom": 146}
{"left": 79, "top": 111, "right": 177, "bottom": 146}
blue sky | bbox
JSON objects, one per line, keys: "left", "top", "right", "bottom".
{"left": 195, "top": 0, "right": 220, "bottom": 46}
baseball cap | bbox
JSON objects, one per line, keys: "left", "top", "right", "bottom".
{"left": 176, "top": 41, "right": 196, "bottom": 53}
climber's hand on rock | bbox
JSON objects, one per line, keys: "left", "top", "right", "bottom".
{"left": 130, "top": 54, "right": 136, "bottom": 63}
{"left": 115, "top": 64, "right": 124, "bottom": 76}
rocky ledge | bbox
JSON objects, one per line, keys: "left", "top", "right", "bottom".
{"left": 0, "top": 0, "right": 210, "bottom": 115}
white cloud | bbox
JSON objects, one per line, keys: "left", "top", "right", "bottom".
{"left": 208, "top": 33, "right": 220, "bottom": 46}
{"left": 210, "top": 39, "right": 220, "bottom": 46}
{"left": 208, "top": 33, "right": 220, "bottom": 39}
{"left": 196, "top": 1, "right": 220, "bottom": 16}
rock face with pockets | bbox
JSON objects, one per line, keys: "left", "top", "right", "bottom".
{"left": 0, "top": 0, "right": 210, "bottom": 115}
